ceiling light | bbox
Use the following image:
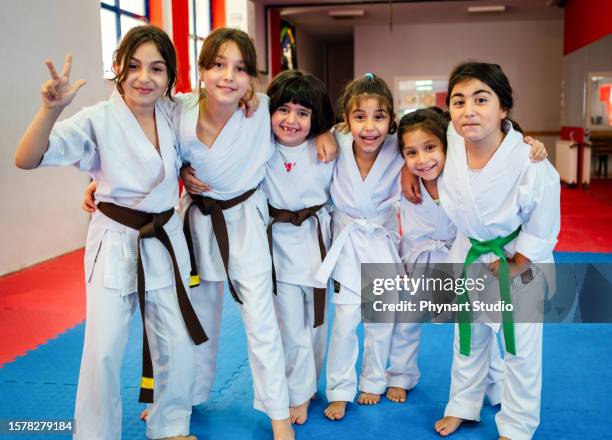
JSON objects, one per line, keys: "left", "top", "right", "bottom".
{"left": 328, "top": 9, "right": 365, "bottom": 18}
{"left": 467, "top": 5, "right": 506, "bottom": 13}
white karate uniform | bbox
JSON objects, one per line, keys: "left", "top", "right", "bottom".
{"left": 262, "top": 139, "right": 334, "bottom": 405}
{"left": 387, "top": 187, "right": 504, "bottom": 403}
{"left": 173, "top": 93, "right": 290, "bottom": 419}
{"left": 39, "top": 90, "right": 195, "bottom": 440}
{"left": 439, "top": 123, "right": 560, "bottom": 440}
{"left": 315, "top": 131, "right": 403, "bottom": 402}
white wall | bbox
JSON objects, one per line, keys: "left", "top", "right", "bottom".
{"left": 0, "top": 0, "right": 110, "bottom": 275}
{"left": 355, "top": 20, "right": 564, "bottom": 153}
{"left": 561, "top": 34, "right": 612, "bottom": 127}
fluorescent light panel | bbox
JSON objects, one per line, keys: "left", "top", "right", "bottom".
{"left": 467, "top": 5, "right": 506, "bottom": 13}
{"left": 328, "top": 9, "right": 365, "bottom": 18}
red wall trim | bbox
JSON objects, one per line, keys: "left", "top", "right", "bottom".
{"left": 172, "top": 0, "right": 191, "bottom": 92}
{"left": 564, "top": 0, "right": 612, "bottom": 55}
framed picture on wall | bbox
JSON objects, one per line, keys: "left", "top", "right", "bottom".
{"left": 280, "top": 20, "right": 297, "bottom": 71}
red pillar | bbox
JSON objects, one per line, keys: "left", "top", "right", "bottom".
{"left": 148, "top": 0, "right": 163, "bottom": 27}
{"left": 212, "top": 0, "right": 226, "bottom": 29}
{"left": 172, "top": 0, "right": 191, "bottom": 92}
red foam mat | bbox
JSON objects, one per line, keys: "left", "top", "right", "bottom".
{"left": 0, "top": 249, "right": 85, "bottom": 366}
{"left": 556, "top": 184, "right": 612, "bottom": 252}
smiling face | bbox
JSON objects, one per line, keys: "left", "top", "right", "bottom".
{"left": 118, "top": 41, "right": 168, "bottom": 110}
{"left": 347, "top": 96, "right": 391, "bottom": 157}
{"left": 200, "top": 41, "right": 251, "bottom": 108}
{"left": 449, "top": 78, "right": 508, "bottom": 148}
{"left": 401, "top": 128, "right": 446, "bottom": 181}
{"left": 271, "top": 102, "right": 312, "bottom": 147}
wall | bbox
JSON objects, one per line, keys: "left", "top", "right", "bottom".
{"left": 354, "top": 20, "right": 564, "bottom": 157}
{"left": 564, "top": 0, "right": 612, "bottom": 55}
{"left": 0, "top": 0, "right": 110, "bottom": 275}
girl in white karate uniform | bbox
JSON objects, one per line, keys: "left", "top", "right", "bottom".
{"left": 14, "top": 26, "right": 201, "bottom": 440}
{"left": 170, "top": 28, "right": 335, "bottom": 440}
{"left": 314, "top": 74, "right": 404, "bottom": 421}
{"left": 387, "top": 108, "right": 505, "bottom": 406}
{"left": 261, "top": 70, "right": 336, "bottom": 425}
{"left": 433, "top": 62, "right": 560, "bottom": 440}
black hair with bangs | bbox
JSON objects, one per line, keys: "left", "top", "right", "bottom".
{"left": 267, "top": 70, "right": 335, "bottom": 138}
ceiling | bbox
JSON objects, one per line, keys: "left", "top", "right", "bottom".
{"left": 256, "top": 0, "right": 564, "bottom": 42}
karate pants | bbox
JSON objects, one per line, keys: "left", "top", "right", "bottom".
{"left": 74, "top": 244, "right": 195, "bottom": 440}
{"left": 190, "top": 274, "right": 290, "bottom": 420}
{"left": 386, "top": 322, "right": 504, "bottom": 404}
{"left": 326, "top": 299, "right": 394, "bottom": 402}
{"left": 386, "top": 323, "right": 422, "bottom": 391}
{"left": 445, "top": 322, "right": 542, "bottom": 440}
{"left": 311, "top": 284, "right": 330, "bottom": 384}
{"left": 273, "top": 281, "right": 321, "bottom": 406}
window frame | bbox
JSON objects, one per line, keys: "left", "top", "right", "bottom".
{"left": 189, "top": 0, "right": 212, "bottom": 89}
{"left": 101, "top": 0, "right": 150, "bottom": 41}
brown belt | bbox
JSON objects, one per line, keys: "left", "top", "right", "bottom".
{"left": 183, "top": 188, "right": 257, "bottom": 304}
{"left": 97, "top": 202, "right": 207, "bottom": 404}
{"left": 267, "top": 203, "right": 327, "bottom": 328}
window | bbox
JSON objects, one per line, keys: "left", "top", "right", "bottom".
{"left": 100, "top": 0, "right": 149, "bottom": 78}
{"left": 189, "top": 0, "right": 211, "bottom": 89}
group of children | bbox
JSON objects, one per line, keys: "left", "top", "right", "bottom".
{"left": 15, "top": 23, "right": 559, "bottom": 440}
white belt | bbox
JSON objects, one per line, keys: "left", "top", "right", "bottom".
{"left": 314, "top": 209, "right": 400, "bottom": 285}
{"left": 405, "top": 239, "right": 451, "bottom": 266}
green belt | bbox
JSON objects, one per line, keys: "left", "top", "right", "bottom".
{"left": 457, "top": 226, "right": 521, "bottom": 356}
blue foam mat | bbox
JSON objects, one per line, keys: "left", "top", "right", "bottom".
{"left": 1, "top": 251, "right": 611, "bottom": 439}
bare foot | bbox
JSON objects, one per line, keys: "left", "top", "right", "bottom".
{"left": 289, "top": 400, "right": 310, "bottom": 425}
{"left": 499, "top": 437, "right": 511, "bottom": 440}
{"left": 140, "top": 409, "right": 148, "bottom": 421}
{"left": 357, "top": 392, "right": 381, "bottom": 405}
{"left": 386, "top": 387, "right": 407, "bottom": 403}
{"left": 324, "top": 401, "right": 347, "bottom": 420}
{"left": 271, "top": 418, "right": 294, "bottom": 440}
{"left": 434, "top": 416, "right": 463, "bottom": 437}
{"left": 156, "top": 435, "right": 197, "bottom": 439}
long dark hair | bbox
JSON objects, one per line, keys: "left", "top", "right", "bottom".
{"left": 112, "top": 25, "right": 176, "bottom": 100}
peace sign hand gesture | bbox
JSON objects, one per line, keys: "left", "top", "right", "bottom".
{"left": 41, "top": 54, "right": 86, "bottom": 109}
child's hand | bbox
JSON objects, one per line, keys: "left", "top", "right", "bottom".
{"left": 239, "top": 92, "right": 260, "bottom": 118}
{"left": 315, "top": 131, "right": 338, "bottom": 163}
{"left": 180, "top": 165, "right": 211, "bottom": 194}
{"left": 401, "top": 164, "right": 422, "bottom": 204}
{"left": 524, "top": 136, "right": 548, "bottom": 163}
{"left": 487, "top": 253, "right": 531, "bottom": 280}
{"left": 41, "top": 55, "right": 86, "bottom": 109}
{"left": 82, "top": 180, "right": 97, "bottom": 213}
